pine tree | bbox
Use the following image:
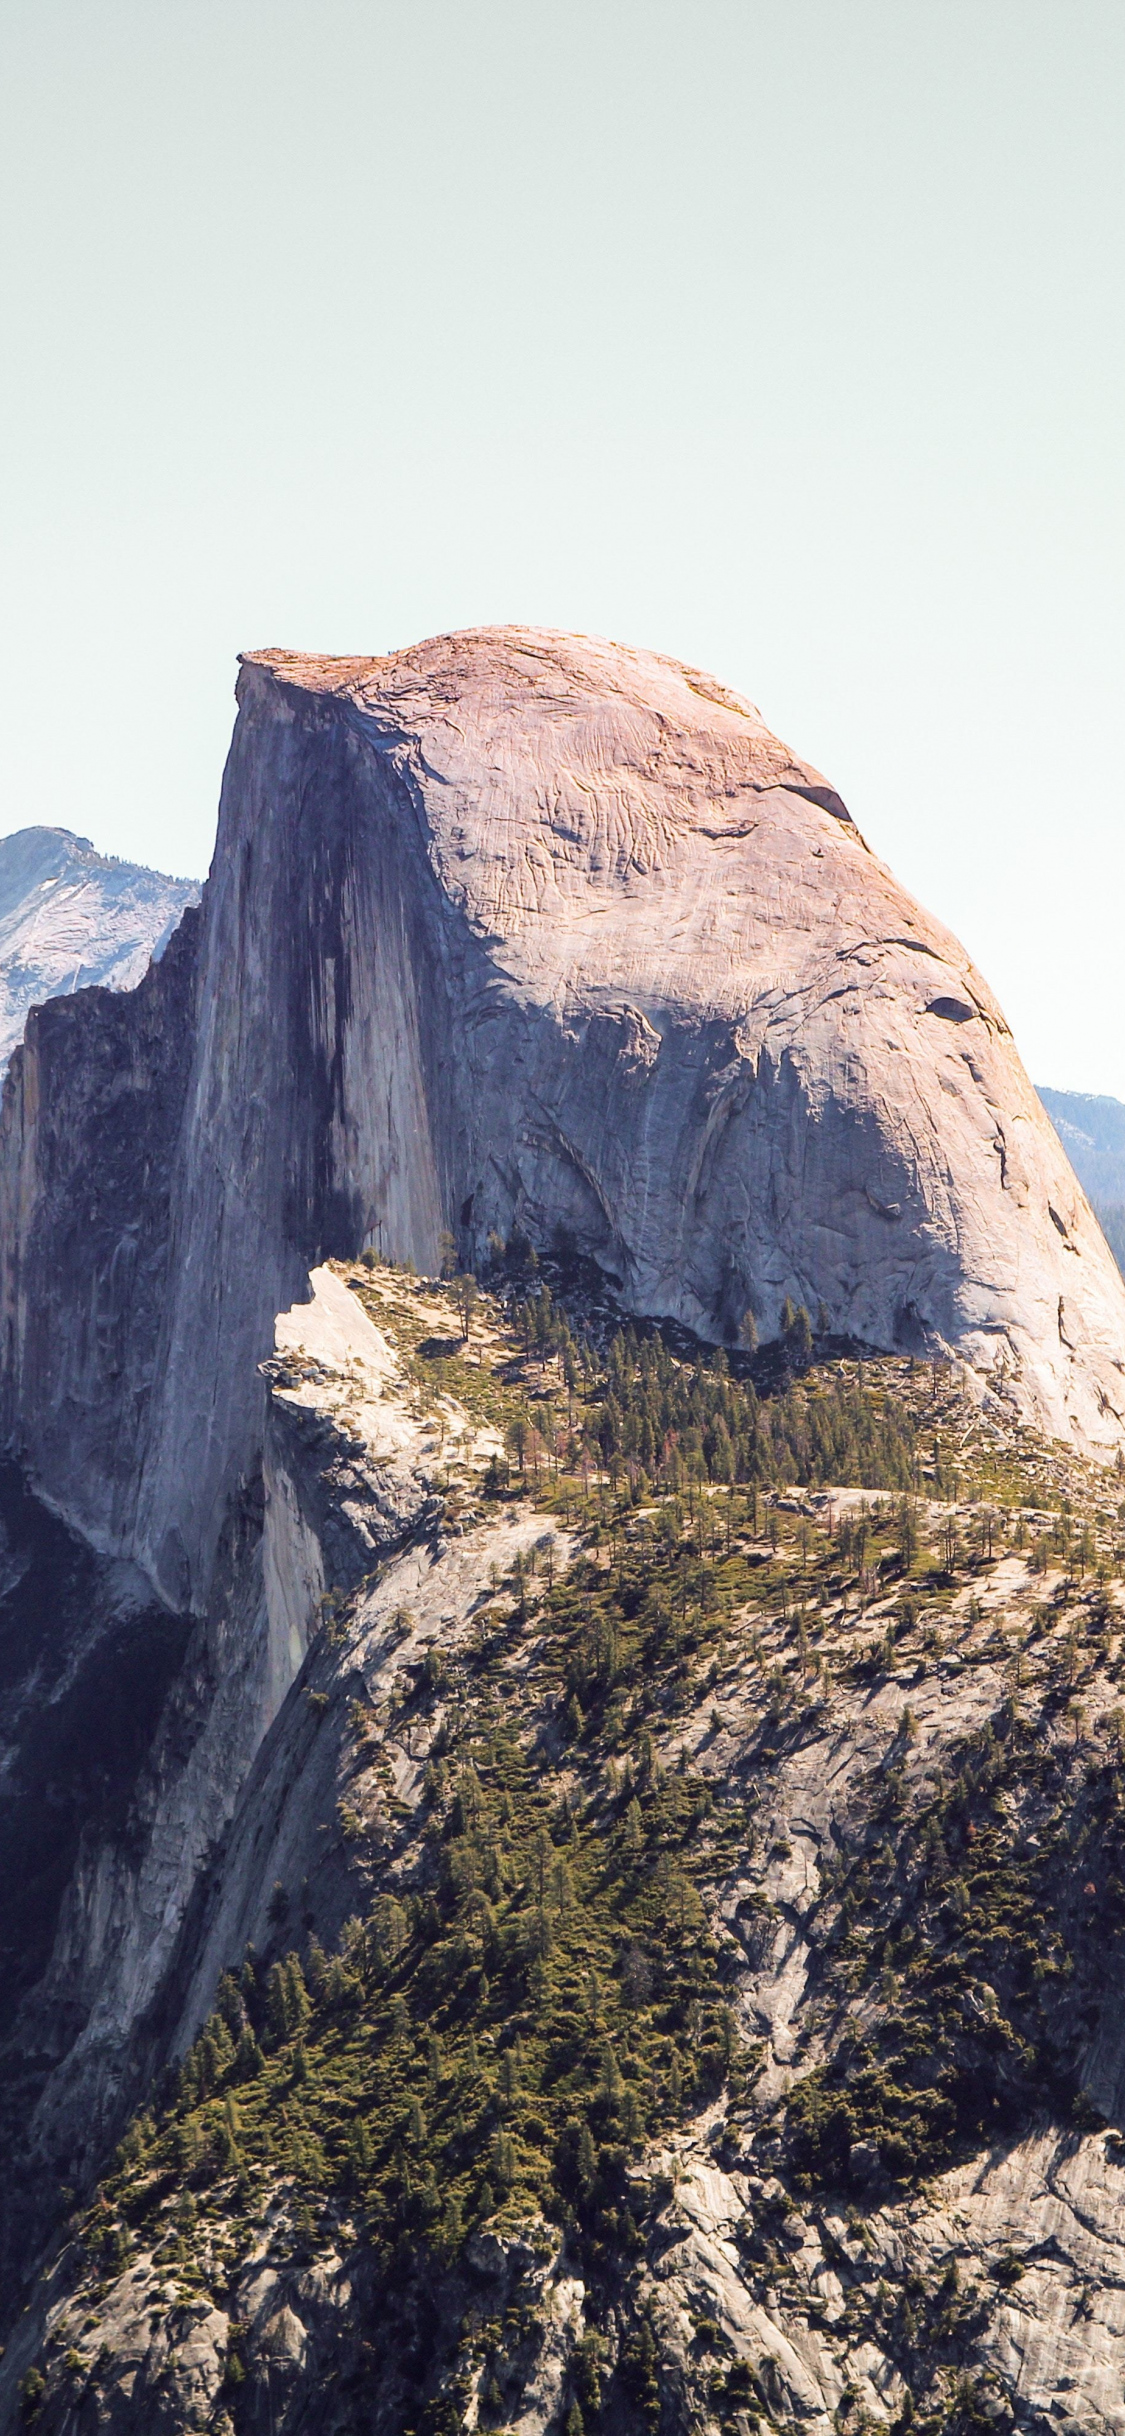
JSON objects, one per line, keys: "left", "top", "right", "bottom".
{"left": 207, "top": 2014, "right": 235, "bottom": 2079}
{"left": 552, "top": 1855, "right": 575, "bottom": 1913}
{"left": 216, "top": 2100, "right": 240, "bottom": 2172}
{"left": 284, "top": 1953, "right": 311, "bottom": 2032}
{"left": 599, "top": 2045, "right": 624, "bottom": 2107}
{"left": 266, "top": 1962, "right": 289, "bottom": 2044}
{"left": 491, "top": 2127, "right": 516, "bottom": 2186}
{"left": 216, "top": 1971, "right": 244, "bottom": 2036}
{"left": 235, "top": 2027, "right": 265, "bottom": 2079}
{"left": 372, "top": 1895, "right": 408, "bottom": 1967}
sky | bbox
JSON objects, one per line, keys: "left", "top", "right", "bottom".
{"left": 0, "top": 0, "right": 1122, "bottom": 1094}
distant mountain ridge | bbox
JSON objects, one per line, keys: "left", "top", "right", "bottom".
{"left": 1037, "top": 1084, "right": 1125, "bottom": 1277}
{"left": 0, "top": 826, "right": 199, "bottom": 1065}
{"left": 1038, "top": 1084, "right": 1125, "bottom": 1204}
{"left": 8, "top": 635, "right": 1125, "bottom": 2433}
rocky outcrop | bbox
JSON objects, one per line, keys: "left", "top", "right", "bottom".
{"left": 0, "top": 826, "right": 198, "bottom": 1066}
{"left": 0, "top": 1271, "right": 443, "bottom": 2286}
{"left": 1036, "top": 1087, "right": 1125, "bottom": 1287}
{"left": 1, "top": 629, "right": 1125, "bottom": 2425}
{"left": 206, "top": 631, "right": 1125, "bottom": 1467}
{"left": 0, "top": 1464, "right": 189, "bottom": 2290}
{"left": 0, "top": 904, "right": 202, "bottom": 1559}
{"left": 8, "top": 1271, "right": 1125, "bottom": 2436}
{"left": 6, "top": 631, "right": 1124, "bottom": 1638}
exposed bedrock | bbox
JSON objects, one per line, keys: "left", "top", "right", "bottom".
{"left": 0, "top": 1274, "right": 437, "bottom": 2312}
{"left": 4, "top": 627, "right": 1125, "bottom": 1621}
{"left": 0, "top": 825, "right": 198, "bottom": 1068}
{"left": 0, "top": 903, "right": 202, "bottom": 1559}
{"left": 115, "top": 629, "right": 1125, "bottom": 1601}
{"left": 0, "top": 624, "right": 1121, "bottom": 2399}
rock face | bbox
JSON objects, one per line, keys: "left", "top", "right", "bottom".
{"left": 214, "top": 630, "right": 1125, "bottom": 1462}
{"left": 1037, "top": 1086, "right": 1125, "bottom": 1284}
{"left": 0, "top": 826, "right": 198, "bottom": 1066}
{"left": 1, "top": 628, "right": 1125, "bottom": 2427}
{"left": 1038, "top": 1087, "right": 1125, "bottom": 1209}
{"left": 4, "top": 629, "right": 1125, "bottom": 1630}
{"left": 7, "top": 1273, "right": 1125, "bottom": 2436}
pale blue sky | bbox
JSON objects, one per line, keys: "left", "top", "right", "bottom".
{"left": 1, "top": 2, "right": 1122, "bottom": 1091}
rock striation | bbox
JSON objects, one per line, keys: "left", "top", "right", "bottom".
{"left": 4, "top": 628, "right": 1125, "bottom": 1627}
{"left": 216, "top": 630, "right": 1125, "bottom": 1458}
{"left": 0, "top": 629, "right": 1124, "bottom": 2427}
{"left": 6, "top": 1270, "right": 1125, "bottom": 2436}
{"left": 0, "top": 826, "right": 198, "bottom": 1066}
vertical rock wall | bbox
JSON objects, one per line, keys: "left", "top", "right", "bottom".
{"left": 134, "top": 674, "right": 454, "bottom": 1610}
{"left": 0, "top": 906, "right": 201, "bottom": 1560}
{"left": 0, "top": 623, "right": 1122, "bottom": 2375}
{"left": 6, "top": 628, "right": 1125, "bottom": 1624}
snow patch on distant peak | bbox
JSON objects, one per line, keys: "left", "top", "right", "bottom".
{"left": 0, "top": 824, "right": 199, "bottom": 1064}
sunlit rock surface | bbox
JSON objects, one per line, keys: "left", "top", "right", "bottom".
{"left": 1, "top": 631, "right": 1124, "bottom": 2428}
{"left": 161, "top": 624, "right": 1125, "bottom": 1580}
{"left": 0, "top": 826, "right": 197, "bottom": 1064}
{"left": 5, "top": 629, "right": 1125, "bottom": 1632}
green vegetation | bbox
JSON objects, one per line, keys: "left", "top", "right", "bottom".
{"left": 110, "top": 1676, "right": 742, "bottom": 2266}
{"left": 784, "top": 1705, "right": 1125, "bottom": 2193}
{"left": 534, "top": 1311, "right": 923, "bottom": 1497}
{"left": 44, "top": 1259, "right": 1125, "bottom": 2434}
{"left": 81, "top": 1478, "right": 767, "bottom": 2427}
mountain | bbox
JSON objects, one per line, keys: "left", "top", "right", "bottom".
{"left": 1037, "top": 1087, "right": 1125, "bottom": 1208}
{"left": 0, "top": 827, "right": 199, "bottom": 1065}
{"left": 7, "top": 1261, "right": 1125, "bottom": 2436}
{"left": 1, "top": 629, "right": 1125, "bottom": 2434}
{"left": 5, "top": 630, "right": 1124, "bottom": 1628}
{"left": 1037, "top": 1087, "right": 1125, "bottom": 1281}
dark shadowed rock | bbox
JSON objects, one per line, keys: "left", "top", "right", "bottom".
{"left": 0, "top": 630, "right": 1123, "bottom": 2429}
{"left": 6, "top": 629, "right": 1124, "bottom": 1632}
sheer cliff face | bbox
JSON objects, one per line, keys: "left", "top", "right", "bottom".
{"left": 142, "top": 627, "right": 1125, "bottom": 1604}
{"left": 3, "top": 631, "right": 1125, "bottom": 2418}
{"left": 4, "top": 626, "right": 1125, "bottom": 1613}
{"left": 0, "top": 907, "right": 201, "bottom": 1559}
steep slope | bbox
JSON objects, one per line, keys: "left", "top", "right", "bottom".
{"left": 1, "top": 629, "right": 1125, "bottom": 2429}
{"left": 5, "top": 630, "right": 1125, "bottom": 1635}
{"left": 1037, "top": 1088, "right": 1125, "bottom": 1209}
{"left": 214, "top": 632, "right": 1125, "bottom": 1461}
{"left": 8, "top": 1264, "right": 1125, "bottom": 2436}
{"left": 1037, "top": 1087, "right": 1125, "bottom": 1283}
{"left": 0, "top": 827, "right": 198, "bottom": 1064}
